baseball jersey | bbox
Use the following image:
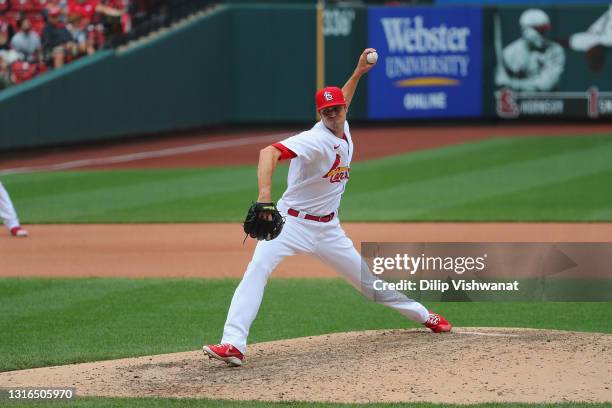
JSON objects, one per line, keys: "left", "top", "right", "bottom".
{"left": 502, "top": 38, "right": 565, "bottom": 91}
{"left": 275, "top": 120, "right": 353, "bottom": 216}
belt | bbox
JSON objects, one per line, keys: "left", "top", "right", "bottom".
{"left": 287, "top": 208, "right": 335, "bottom": 223}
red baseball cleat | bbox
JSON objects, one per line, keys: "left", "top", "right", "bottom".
{"left": 424, "top": 311, "right": 452, "bottom": 333}
{"left": 10, "top": 227, "right": 28, "bottom": 237}
{"left": 202, "top": 343, "right": 244, "bottom": 366}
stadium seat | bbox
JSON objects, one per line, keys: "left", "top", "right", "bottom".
{"left": 31, "top": 0, "right": 48, "bottom": 12}
{"left": 11, "top": 0, "right": 34, "bottom": 12}
{"left": 26, "top": 11, "right": 44, "bottom": 34}
{"left": 3, "top": 10, "right": 21, "bottom": 31}
{"left": 9, "top": 60, "right": 37, "bottom": 84}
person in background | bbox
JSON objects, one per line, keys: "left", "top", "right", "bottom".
{"left": 10, "top": 18, "right": 42, "bottom": 61}
{"left": 0, "top": 16, "right": 13, "bottom": 51}
{"left": 42, "top": 6, "right": 76, "bottom": 68}
{"left": 0, "top": 182, "right": 28, "bottom": 237}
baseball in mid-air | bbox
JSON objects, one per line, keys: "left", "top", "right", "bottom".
{"left": 366, "top": 51, "right": 378, "bottom": 64}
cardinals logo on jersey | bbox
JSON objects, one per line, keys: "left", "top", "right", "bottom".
{"left": 323, "top": 153, "right": 350, "bottom": 183}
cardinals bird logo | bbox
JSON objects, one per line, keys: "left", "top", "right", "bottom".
{"left": 323, "top": 154, "right": 350, "bottom": 183}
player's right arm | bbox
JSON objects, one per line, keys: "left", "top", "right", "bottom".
{"left": 256, "top": 146, "right": 282, "bottom": 203}
{"left": 342, "top": 48, "right": 377, "bottom": 108}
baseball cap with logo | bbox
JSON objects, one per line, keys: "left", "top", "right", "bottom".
{"left": 315, "top": 86, "right": 346, "bottom": 111}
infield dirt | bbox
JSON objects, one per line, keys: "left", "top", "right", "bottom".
{"left": 1, "top": 328, "right": 610, "bottom": 404}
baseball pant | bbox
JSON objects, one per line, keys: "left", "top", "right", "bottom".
{"left": 221, "top": 214, "right": 429, "bottom": 354}
{"left": 0, "top": 182, "right": 21, "bottom": 230}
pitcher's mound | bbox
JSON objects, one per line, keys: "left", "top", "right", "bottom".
{"left": 1, "top": 328, "right": 610, "bottom": 403}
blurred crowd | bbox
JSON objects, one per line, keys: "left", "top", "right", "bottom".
{"left": 0, "top": 0, "right": 164, "bottom": 89}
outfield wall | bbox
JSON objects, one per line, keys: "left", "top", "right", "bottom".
{"left": 0, "top": 5, "right": 339, "bottom": 150}
{"left": 0, "top": 3, "right": 610, "bottom": 151}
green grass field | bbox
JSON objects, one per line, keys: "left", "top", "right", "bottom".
{"left": 1, "top": 278, "right": 610, "bottom": 372}
{"left": 0, "top": 279, "right": 610, "bottom": 407}
{"left": 2, "top": 135, "right": 612, "bottom": 222}
{"left": 1, "top": 135, "right": 611, "bottom": 407}
{"left": 0, "top": 279, "right": 612, "bottom": 408}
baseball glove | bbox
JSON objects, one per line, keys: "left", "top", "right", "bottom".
{"left": 243, "top": 202, "right": 285, "bottom": 241}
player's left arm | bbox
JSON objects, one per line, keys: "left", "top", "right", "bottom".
{"left": 342, "top": 48, "right": 377, "bottom": 109}
{"left": 256, "top": 146, "right": 282, "bottom": 203}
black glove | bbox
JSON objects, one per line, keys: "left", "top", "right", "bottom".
{"left": 243, "top": 202, "right": 285, "bottom": 241}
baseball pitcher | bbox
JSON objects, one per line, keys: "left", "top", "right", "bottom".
{"left": 203, "top": 48, "right": 451, "bottom": 367}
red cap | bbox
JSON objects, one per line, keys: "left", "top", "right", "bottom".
{"left": 315, "top": 86, "right": 346, "bottom": 111}
{"left": 48, "top": 6, "right": 61, "bottom": 16}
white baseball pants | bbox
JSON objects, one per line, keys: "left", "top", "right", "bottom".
{"left": 0, "top": 182, "right": 21, "bottom": 230}
{"left": 221, "top": 214, "right": 429, "bottom": 354}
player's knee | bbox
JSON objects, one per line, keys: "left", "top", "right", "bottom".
{"left": 245, "top": 259, "right": 277, "bottom": 277}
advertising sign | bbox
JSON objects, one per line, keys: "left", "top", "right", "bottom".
{"left": 367, "top": 7, "right": 483, "bottom": 119}
{"left": 491, "top": 5, "right": 612, "bottom": 119}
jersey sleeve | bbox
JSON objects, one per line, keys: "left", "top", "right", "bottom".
{"left": 276, "top": 132, "right": 321, "bottom": 162}
{"left": 272, "top": 142, "right": 297, "bottom": 160}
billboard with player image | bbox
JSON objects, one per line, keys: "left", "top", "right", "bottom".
{"left": 367, "top": 7, "right": 483, "bottom": 119}
{"left": 490, "top": 5, "right": 612, "bottom": 119}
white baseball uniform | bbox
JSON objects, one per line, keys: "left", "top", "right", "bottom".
{"left": 0, "top": 182, "right": 22, "bottom": 231}
{"left": 221, "top": 120, "right": 429, "bottom": 354}
{"left": 570, "top": 6, "right": 612, "bottom": 51}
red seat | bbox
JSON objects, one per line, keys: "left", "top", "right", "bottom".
{"left": 10, "top": 60, "right": 38, "bottom": 84}
{"left": 0, "top": 0, "right": 9, "bottom": 13}
{"left": 31, "top": 0, "right": 49, "bottom": 11}
{"left": 4, "top": 10, "right": 21, "bottom": 31}
{"left": 31, "top": 19, "right": 45, "bottom": 35}
{"left": 36, "top": 60, "right": 47, "bottom": 74}
{"left": 26, "top": 10, "right": 44, "bottom": 21}
{"left": 11, "top": 0, "right": 34, "bottom": 12}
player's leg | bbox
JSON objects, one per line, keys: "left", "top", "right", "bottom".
{"left": 0, "top": 182, "right": 21, "bottom": 230}
{"left": 219, "top": 218, "right": 314, "bottom": 354}
{"left": 313, "top": 222, "right": 430, "bottom": 324}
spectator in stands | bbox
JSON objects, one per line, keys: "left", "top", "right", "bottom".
{"left": 0, "top": 56, "right": 10, "bottom": 89}
{"left": 0, "top": 17, "right": 13, "bottom": 51}
{"left": 10, "top": 18, "right": 42, "bottom": 61}
{"left": 0, "top": 20, "right": 22, "bottom": 80}
{"left": 42, "top": 6, "right": 76, "bottom": 68}
{"left": 67, "top": 0, "right": 127, "bottom": 54}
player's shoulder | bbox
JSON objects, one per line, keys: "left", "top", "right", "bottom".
{"left": 280, "top": 124, "right": 327, "bottom": 151}
{"left": 301, "top": 121, "right": 332, "bottom": 141}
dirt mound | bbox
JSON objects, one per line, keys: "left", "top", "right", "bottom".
{"left": 1, "top": 328, "right": 610, "bottom": 403}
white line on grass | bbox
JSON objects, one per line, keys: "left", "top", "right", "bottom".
{"left": 0, "top": 132, "right": 291, "bottom": 175}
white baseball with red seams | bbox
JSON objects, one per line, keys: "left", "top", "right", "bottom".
{"left": 366, "top": 51, "right": 378, "bottom": 64}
